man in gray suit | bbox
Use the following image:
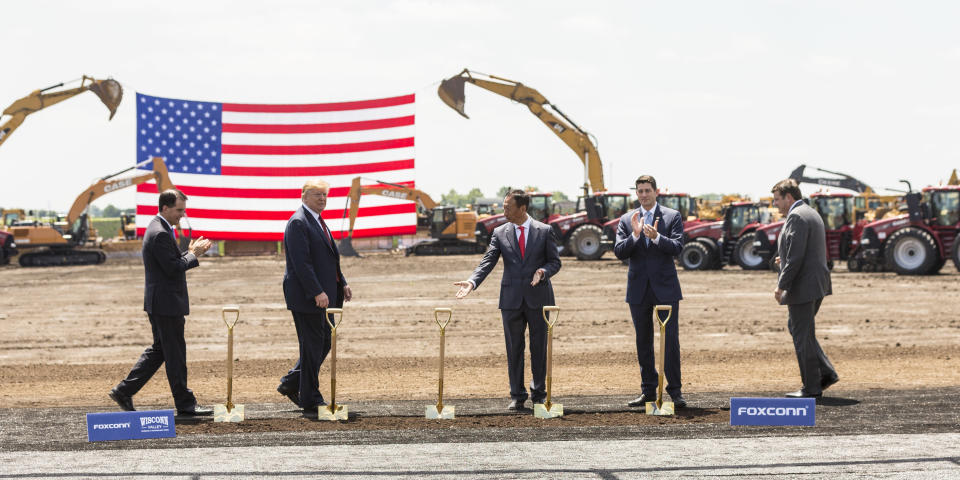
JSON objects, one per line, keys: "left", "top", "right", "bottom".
{"left": 772, "top": 179, "right": 838, "bottom": 399}
{"left": 454, "top": 189, "right": 562, "bottom": 411}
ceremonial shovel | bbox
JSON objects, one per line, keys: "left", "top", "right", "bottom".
{"left": 425, "top": 308, "right": 455, "bottom": 419}
{"left": 645, "top": 305, "right": 674, "bottom": 416}
{"left": 534, "top": 306, "right": 563, "bottom": 419}
{"left": 317, "top": 308, "right": 348, "bottom": 421}
{"left": 214, "top": 305, "right": 244, "bottom": 422}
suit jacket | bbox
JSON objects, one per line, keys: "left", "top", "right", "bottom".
{"left": 613, "top": 205, "right": 684, "bottom": 303}
{"left": 468, "top": 218, "right": 562, "bottom": 310}
{"left": 283, "top": 205, "right": 347, "bottom": 313}
{"left": 777, "top": 202, "right": 832, "bottom": 305}
{"left": 142, "top": 216, "right": 199, "bottom": 316}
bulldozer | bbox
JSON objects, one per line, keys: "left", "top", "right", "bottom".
{"left": 2, "top": 157, "right": 174, "bottom": 266}
{"left": 1, "top": 76, "right": 122, "bottom": 148}
{"left": 338, "top": 177, "right": 484, "bottom": 257}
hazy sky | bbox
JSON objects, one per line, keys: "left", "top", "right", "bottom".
{"left": 2, "top": 0, "right": 959, "bottom": 212}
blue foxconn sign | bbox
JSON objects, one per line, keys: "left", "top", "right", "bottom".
{"left": 86, "top": 410, "right": 176, "bottom": 442}
{"left": 730, "top": 398, "right": 816, "bottom": 426}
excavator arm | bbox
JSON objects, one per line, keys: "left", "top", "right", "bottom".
{"left": 1, "top": 76, "right": 122, "bottom": 148}
{"left": 344, "top": 176, "right": 436, "bottom": 235}
{"left": 788, "top": 164, "right": 872, "bottom": 193}
{"left": 66, "top": 157, "right": 174, "bottom": 226}
{"left": 438, "top": 69, "right": 604, "bottom": 195}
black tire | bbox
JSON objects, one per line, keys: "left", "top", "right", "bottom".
{"left": 698, "top": 237, "right": 723, "bottom": 269}
{"left": 953, "top": 234, "right": 960, "bottom": 272}
{"left": 847, "top": 257, "right": 862, "bottom": 272}
{"left": 883, "top": 227, "right": 939, "bottom": 275}
{"left": 569, "top": 224, "right": 604, "bottom": 260}
{"left": 680, "top": 241, "right": 714, "bottom": 270}
{"left": 733, "top": 232, "right": 768, "bottom": 270}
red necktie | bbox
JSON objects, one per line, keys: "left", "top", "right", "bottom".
{"left": 318, "top": 216, "right": 334, "bottom": 244}
{"left": 518, "top": 225, "right": 525, "bottom": 259}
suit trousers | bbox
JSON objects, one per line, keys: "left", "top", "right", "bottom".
{"left": 629, "top": 287, "right": 682, "bottom": 398}
{"left": 116, "top": 314, "right": 197, "bottom": 411}
{"left": 501, "top": 307, "right": 548, "bottom": 403}
{"left": 787, "top": 298, "right": 836, "bottom": 394}
{"left": 279, "top": 310, "right": 332, "bottom": 408}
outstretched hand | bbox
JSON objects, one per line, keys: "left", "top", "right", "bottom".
{"left": 453, "top": 281, "right": 474, "bottom": 299}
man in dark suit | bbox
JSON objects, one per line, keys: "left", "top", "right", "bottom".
{"left": 614, "top": 175, "right": 687, "bottom": 409}
{"left": 277, "top": 180, "right": 352, "bottom": 412}
{"left": 772, "top": 179, "right": 838, "bottom": 398}
{"left": 109, "top": 189, "right": 213, "bottom": 416}
{"left": 454, "top": 189, "right": 562, "bottom": 411}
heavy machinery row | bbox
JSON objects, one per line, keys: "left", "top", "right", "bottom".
{"left": 2, "top": 71, "right": 959, "bottom": 276}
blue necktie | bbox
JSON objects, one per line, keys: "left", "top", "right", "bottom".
{"left": 644, "top": 211, "right": 652, "bottom": 246}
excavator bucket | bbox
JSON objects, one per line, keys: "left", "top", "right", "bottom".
{"left": 87, "top": 79, "right": 123, "bottom": 120}
{"left": 438, "top": 76, "right": 469, "bottom": 119}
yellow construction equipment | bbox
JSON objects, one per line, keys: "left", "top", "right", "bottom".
{"left": 1, "top": 76, "right": 122, "bottom": 148}
{"left": 438, "top": 69, "right": 604, "bottom": 196}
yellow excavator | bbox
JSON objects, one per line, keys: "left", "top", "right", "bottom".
{"left": 338, "top": 176, "right": 483, "bottom": 256}
{"left": 438, "top": 69, "right": 604, "bottom": 196}
{"left": 2, "top": 157, "right": 174, "bottom": 266}
{"left": 1, "top": 76, "right": 122, "bottom": 149}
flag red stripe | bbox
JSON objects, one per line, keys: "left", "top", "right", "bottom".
{"left": 136, "top": 203, "right": 415, "bottom": 220}
{"left": 222, "top": 94, "right": 415, "bottom": 113}
{"left": 222, "top": 137, "right": 414, "bottom": 155}
{"left": 135, "top": 225, "right": 417, "bottom": 241}
{"left": 221, "top": 159, "right": 414, "bottom": 177}
{"left": 222, "top": 115, "right": 415, "bottom": 134}
{"left": 137, "top": 181, "right": 415, "bottom": 198}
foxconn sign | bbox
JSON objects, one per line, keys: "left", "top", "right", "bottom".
{"left": 730, "top": 398, "right": 816, "bottom": 426}
{"left": 86, "top": 410, "right": 176, "bottom": 442}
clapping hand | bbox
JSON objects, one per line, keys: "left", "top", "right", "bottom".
{"left": 630, "top": 212, "right": 643, "bottom": 236}
{"left": 188, "top": 236, "right": 213, "bottom": 256}
{"left": 643, "top": 218, "right": 660, "bottom": 241}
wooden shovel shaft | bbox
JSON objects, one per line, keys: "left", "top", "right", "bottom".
{"left": 437, "top": 329, "right": 445, "bottom": 410}
{"left": 329, "top": 326, "right": 337, "bottom": 409}
{"left": 545, "top": 325, "right": 553, "bottom": 410}
{"left": 226, "top": 327, "right": 234, "bottom": 411}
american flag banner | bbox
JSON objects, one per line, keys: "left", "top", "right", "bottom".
{"left": 135, "top": 92, "right": 417, "bottom": 241}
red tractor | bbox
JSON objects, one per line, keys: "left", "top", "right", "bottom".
{"left": 550, "top": 192, "right": 633, "bottom": 260}
{"left": 475, "top": 192, "right": 559, "bottom": 246}
{"left": 599, "top": 192, "right": 699, "bottom": 258}
{"left": 748, "top": 192, "right": 866, "bottom": 271}
{"left": 678, "top": 202, "right": 772, "bottom": 270}
{"left": 854, "top": 183, "right": 960, "bottom": 274}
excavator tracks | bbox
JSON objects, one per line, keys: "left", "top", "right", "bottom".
{"left": 18, "top": 249, "right": 106, "bottom": 267}
{"left": 405, "top": 239, "right": 487, "bottom": 256}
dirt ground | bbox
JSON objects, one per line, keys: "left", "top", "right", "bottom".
{"left": 1, "top": 252, "right": 958, "bottom": 410}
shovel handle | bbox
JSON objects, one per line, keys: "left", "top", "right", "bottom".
{"left": 434, "top": 307, "right": 452, "bottom": 331}
{"left": 326, "top": 308, "right": 344, "bottom": 330}
{"left": 222, "top": 305, "right": 240, "bottom": 328}
{"left": 542, "top": 305, "right": 560, "bottom": 329}
{"left": 652, "top": 305, "right": 672, "bottom": 328}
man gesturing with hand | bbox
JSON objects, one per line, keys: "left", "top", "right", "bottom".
{"left": 454, "top": 189, "right": 561, "bottom": 411}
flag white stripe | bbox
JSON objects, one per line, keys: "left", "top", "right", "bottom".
{"left": 136, "top": 193, "right": 415, "bottom": 212}
{"left": 136, "top": 212, "right": 416, "bottom": 233}
{"left": 220, "top": 147, "right": 415, "bottom": 167}
{"left": 221, "top": 126, "right": 414, "bottom": 147}
{"left": 154, "top": 170, "right": 415, "bottom": 190}
{"left": 221, "top": 104, "right": 415, "bottom": 125}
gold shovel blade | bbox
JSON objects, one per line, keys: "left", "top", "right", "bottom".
{"left": 645, "top": 401, "right": 675, "bottom": 416}
{"left": 425, "top": 405, "right": 455, "bottom": 420}
{"left": 316, "top": 404, "right": 348, "bottom": 421}
{"left": 213, "top": 404, "right": 245, "bottom": 422}
{"left": 534, "top": 402, "right": 564, "bottom": 419}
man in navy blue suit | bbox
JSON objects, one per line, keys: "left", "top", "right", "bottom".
{"left": 614, "top": 175, "right": 687, "bottom": 409}
{"left": 276, "top": 180, "right": 352, "bottom": 412}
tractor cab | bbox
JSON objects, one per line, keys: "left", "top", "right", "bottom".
{"left": 579, "top": 192, "right": 631, "bottom": 222}
{"left": 924, "top": 187, "right": 960, "bottom": 227}
{"left": 722, "top": 202, "right": 762, "bottom": 240}
{"left": 430, "top": 205, "right": 477, "bottom": 241}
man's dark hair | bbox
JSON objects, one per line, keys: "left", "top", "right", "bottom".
{"left": 505, "top": 189, "right": 530, "bottom": 209}
{"left": 771, "top": 179, "right": 803, "bottom": 202}
{"left": 158, "top": 189, "right": 188, "bottom": 211}
{"left": 635, "top": 175, "right": 658, "bottom": 191}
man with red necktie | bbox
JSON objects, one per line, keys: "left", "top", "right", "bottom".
{"left": 454, "top": 189, "right": 562, "bottom": 411}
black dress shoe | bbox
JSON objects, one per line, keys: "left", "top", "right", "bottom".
{"left": 671, "top": 394, "right": 688, "bottom": 409}
{"left": 821, "top": 375, "right": 839, "bottom": 391}
{"left": 627, "top": 394, "right": 654, "bottom": 407}
{"left": 109, "top": 388, "right": 135, "bottom": 412}
{"left": 277, "top": 384, "right": 301, "bottom": 408}
{"left": 507, "top": 399, "right": 527, "bottom": 411}
{"left": 785, "top": 389, "right": 822, "bottom": 399}
{"left": 177, "top": 406, "right": 214, "bottom": 416}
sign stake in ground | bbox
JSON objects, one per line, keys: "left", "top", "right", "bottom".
{"left": 426, "top": 307, "right": 455, "bottom": 419}
{"left": 317, "top": 308, "right": 348, "bottom": 421}
{"left": 214, "top": 305, "right": 244, "bottom": 422}
{"left": 646, "top": 305, "right": 675, "bottom": 416}
{"left": 534, "top": 305, "right": 563, "bottom": 419}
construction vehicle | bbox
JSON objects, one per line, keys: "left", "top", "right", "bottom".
{"left": 1, "top": 76, "right": 122, "bottom": 149}
{"left": 0, "top": 230, "right": 16, "bottom": 265}
{"left": 551, "top": 191, "right": 633, "bottom": 260}
{"left": 788, "top": 164, "right": 872, "bottom": 193}
{"left": 1, "top": 157, "right": 174, "bottom": 267}
{"left": 339, "top": 177, "right": 485, "bottom": 256}
{"left": 475, "top": 192, "right": 559, "bottom": 247}
{"left": 678, "top": 202, "right": 773, "bottom": 270}
{"left": 599, "top": 192, "right": 700, "bottom": 257}
{"left": 471, "top": 198, "right": 500, "bottom": 218}
{"left": 854, "top": 181, "right": 960, "bottom": 275}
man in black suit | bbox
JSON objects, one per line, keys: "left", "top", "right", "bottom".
{"left": 772, "top": 179, "right": 837, "bottom": 398}
{"left": 454, "top": 189, "right": 562, "bottom": 411}
{"left": 614, "top": 175, "right": 687, "bottom": 409}
{"left": 109, "top": 189, "right": 214, "bottom": 416}
{"left": 277, "top": 180, "right": 352, "bottom": 412}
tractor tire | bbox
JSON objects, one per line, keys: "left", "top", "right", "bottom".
{"left": 680, "top": 241, "right": 714, "bottom": 270}
{"left": 698, "top": 237, "right": 723, "bottom": 269}
{"left": 884, "top": 227, "right": 939, "bottom": 275}
{"left": 569, "top": 224, "right": 604, "bottom": 260}
{"left": 733, "top": 232, "right": 768, "bottom": 270}
{"left": 953, "top": 235, "right": 960, "bottom": 272}
{"left": 847, "top": 257, "right": 862, "bottom": 272}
